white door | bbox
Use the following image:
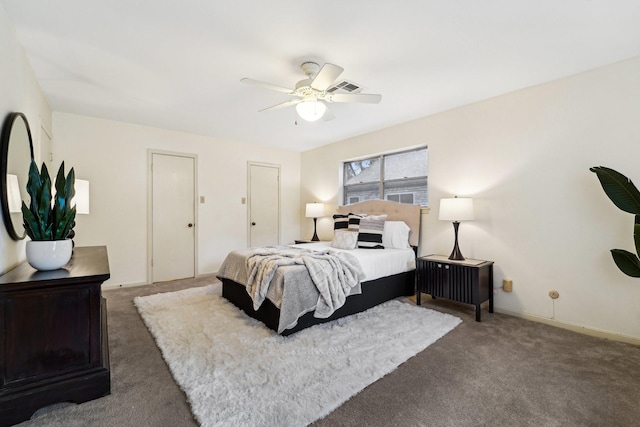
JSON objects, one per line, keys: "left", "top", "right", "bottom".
{"left": 248, "top": 163, "right": 280, "bottom": 247}
{"left": 151, "top": 153, "right": 196, "bottom": 282}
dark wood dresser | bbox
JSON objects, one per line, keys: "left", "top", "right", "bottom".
{"left": 0, "top": 246, "right": 110, "bottom": 426}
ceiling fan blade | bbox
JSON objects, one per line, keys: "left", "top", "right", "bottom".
{"left": 310, "top": 63, "right": 344, "bottom": 91}
{"left": 325, "top": 93, "right": 382, "bottom": 104}
{"left": 241, "top": 78, "right": 293, "bottom": 94}
{"left": 259, "top": 98, "right": 302, "bottom": 112}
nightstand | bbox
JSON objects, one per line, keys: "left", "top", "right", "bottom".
{"left": 294, "top": 239, "right": 327, "bottom": 244}
{"left": 416, "top": 255, "right": 494, "bottom": 321}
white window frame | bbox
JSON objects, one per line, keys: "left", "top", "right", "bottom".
{"left": 342, "top": 146, "right": 428, "bottom": 206}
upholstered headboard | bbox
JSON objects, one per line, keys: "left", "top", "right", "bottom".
{"left": 337, "top": 200, "right": 421, "bottom": 247}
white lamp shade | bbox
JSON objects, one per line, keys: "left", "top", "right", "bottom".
{"left": 7, "top": 174, "right": 22, "bottom": 213}
{"left": 439, "top": 197, "right": 474, "bottom": 221}
{"left": 73, "top": 179, "right": 90, "bottom": 214}
{"left": 305, "top": 202, "right": 325, "bottom": 218}
{"left": 296, "top": 100, "right": 326, "bottom": 122}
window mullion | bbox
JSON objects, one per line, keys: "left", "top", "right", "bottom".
{"left": 379, "top": 155, "right": 384, "bottom": 199}
{"left": 383, "top": 176, "right": 428, "bottom": 184}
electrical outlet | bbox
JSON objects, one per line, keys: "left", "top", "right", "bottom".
{"left": 549, "top": 290, "right": 560, "bottom": 299}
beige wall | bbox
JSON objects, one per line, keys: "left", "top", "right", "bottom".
{"left": 301, "top": 57, "right": 640, "bottom": 340}
{"left": 52, "top": 113, "right": 301, "bottom": 288}
{"left": 0, "top": 6, "right": 51, "bottom": 274}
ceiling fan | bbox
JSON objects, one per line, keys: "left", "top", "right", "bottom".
{"left": 241, "top": 62, "right": 382, "bottom": 122}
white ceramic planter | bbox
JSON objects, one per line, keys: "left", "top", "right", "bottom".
{"left": 26, "top": 239, "right": 73, "bottom": 271}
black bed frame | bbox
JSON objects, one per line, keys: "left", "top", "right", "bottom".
{"left": 221, "top": 269, "right": 415, "bottom": 336}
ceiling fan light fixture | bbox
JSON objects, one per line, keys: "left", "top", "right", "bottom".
{"left": 242, "top": 61, "right": 381, "bottom": 120}
{"left": 296, "top": 100, "right": 326, "bottom": 122}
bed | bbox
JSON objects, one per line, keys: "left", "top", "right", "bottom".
{"left": 217, "top": 200, "right": 421, "bottom": 335}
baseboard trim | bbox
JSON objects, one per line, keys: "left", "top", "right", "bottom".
{"left": 495, "top": 308, "right": 640, "bottom": 346}
{"left": 102, "top": 273, "right": 219, "bottom": 291}
{"left": 103, "top": 281, "right": 148, "bottom": 290}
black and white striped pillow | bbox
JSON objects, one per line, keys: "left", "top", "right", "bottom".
{"left": 348, "top": 213, "right": 365, "bottom": 231}
{"left": 357, "top": 215, "right": 387, "bottom": 249}
{"left": 333, "top": 214, "right": 349, "bottom": 230}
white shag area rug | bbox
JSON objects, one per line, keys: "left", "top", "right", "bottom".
{"left": 134, "top": 284, "right": 461, "bottom": 427}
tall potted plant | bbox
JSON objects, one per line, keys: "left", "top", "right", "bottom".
{"left": 21, "top": 160, "right": 77, "bottom": 270}
{"left": 590, "top": 166, "right": 640, "bottom": 278}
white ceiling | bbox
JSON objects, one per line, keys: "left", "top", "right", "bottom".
{"left": 3, "top": 1, "right": 640, "bottom": 152}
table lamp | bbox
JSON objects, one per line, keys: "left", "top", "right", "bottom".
{"left": 439, "top": 197, "right": 474, "bottom": 260}
{"left": 73, "top": 179, "right": 90, "bottom": 215}
{"left": 305, "top": 202, "right": 325, "bottom": 241}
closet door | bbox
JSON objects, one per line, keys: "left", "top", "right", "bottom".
{"left": 248, "top": 162, "right": 280, "bottom": 247}
{"left": 151, "top": 152, "right": 196, "bottom": 282}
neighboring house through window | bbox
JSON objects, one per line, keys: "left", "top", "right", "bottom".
{"left": 386, "top": 193, "right": 414, "bottom": 204}
{"left": 342, "top": 147, "right": 428, "bottom": 206}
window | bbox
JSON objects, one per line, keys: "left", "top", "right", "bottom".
{"left": 343, "top": 147, "right": 428, "bottom": 206}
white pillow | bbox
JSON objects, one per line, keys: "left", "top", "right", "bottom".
{"left": 331, "top": 230, "right": 358, "bottom": 250}
{"left": 382, "top": 221, "right": 411, "bottom": 249}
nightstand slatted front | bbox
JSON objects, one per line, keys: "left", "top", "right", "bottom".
{"left": 417, "top": 255, "right": 494, "bottom": 321}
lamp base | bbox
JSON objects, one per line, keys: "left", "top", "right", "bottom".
{"left": 448, "top": 246, "right": 465, "bottom": 261}
{"left": 311, "top": 217, "right": 319, "bottom": 241}
{"left": 448, "top": 221, "right": 465, "bottom": 261}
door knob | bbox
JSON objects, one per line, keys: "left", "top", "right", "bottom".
{"left": 251, "top": 222, "right": 256, "bottom": 226}
{"left": 188, "top": 223, "right": 193, "bottom": 228}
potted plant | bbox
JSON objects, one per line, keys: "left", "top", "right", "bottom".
{"left": 21, "top": 160, "right": 76, "bottom": 270}
{"left": 590, "top": 166, "right": 640, "bottom": 277}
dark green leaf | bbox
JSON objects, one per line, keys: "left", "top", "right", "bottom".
{"left": 43, "top": 223, "right": 53, "bottom": 241}
{"left": 53, "top": 161, "right": 67, "bottom": 218}
{"left": 54, "top": 206, "right": 76, "bottom": 240}
{"left": 590, "top": 166, "right": 640, "bottom": 215}
{"left": 21, "top": 202, "right": 42, "bottom": 240}
{"left": 55, "top": 161, "right": 66, "bottom": 194}
{"left": 37, "top": 174, "right": 51, "bottom": 228}
{"left": 65, "top": 167, "right": 75, "bottom": 203}
{"left": 610, "top": 249, "right": 640, "bottom": 278}
{"left": 39, "top": 162, "right": 51, "bottom": 205}
{"left": 26, "top": 160, "right": 42, "bottom": 214}
{"left": 635, "top": 216, "right": 640, "bottom": 259}
{"left": 53, "top": 163, "right": 75, "bottom": 230}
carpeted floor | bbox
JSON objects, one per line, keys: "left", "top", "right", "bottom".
{"left": 17, "top": 275, "right": 640, "bottom": 427}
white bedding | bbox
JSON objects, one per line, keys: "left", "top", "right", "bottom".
{"left": 292, "top": 242, "right": 416, "bottom": 282}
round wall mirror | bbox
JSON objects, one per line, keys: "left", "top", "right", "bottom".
{"left": 1, "top": 112, "right": 35, "bottom": 240}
